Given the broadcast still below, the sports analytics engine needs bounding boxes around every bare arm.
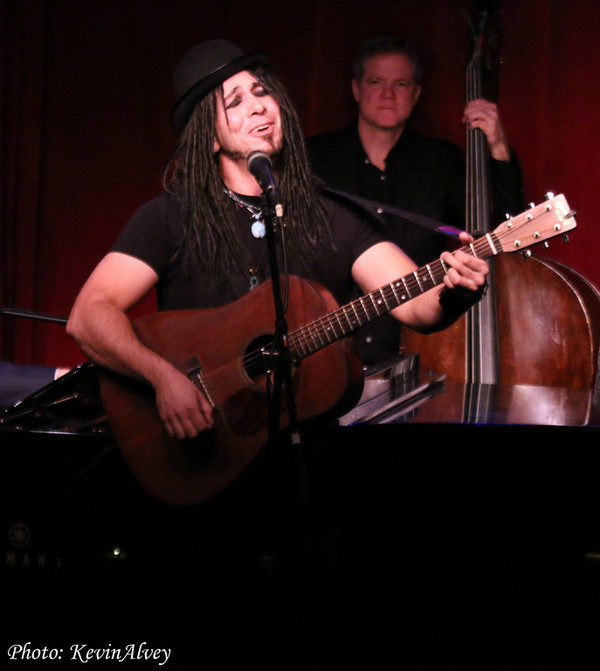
[351,238,488,333]
[67,252,214,438]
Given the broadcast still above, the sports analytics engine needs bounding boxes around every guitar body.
[98,195,575,505]
[99,275,365,505]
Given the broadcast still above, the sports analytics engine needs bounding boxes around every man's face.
[352,53,421,131]
[213,70,283,160]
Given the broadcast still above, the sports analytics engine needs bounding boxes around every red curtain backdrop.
[2,0,599,369]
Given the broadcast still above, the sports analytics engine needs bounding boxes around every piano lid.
[0,362,110,436]
[2,354,597,436]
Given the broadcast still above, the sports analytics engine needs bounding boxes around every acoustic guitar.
[100,194,576,505]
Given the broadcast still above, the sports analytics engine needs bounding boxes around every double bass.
[401,2,600,403]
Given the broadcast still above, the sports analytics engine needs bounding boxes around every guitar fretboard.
[289,232,503,360]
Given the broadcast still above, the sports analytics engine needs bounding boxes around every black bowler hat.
[171,39,269,135]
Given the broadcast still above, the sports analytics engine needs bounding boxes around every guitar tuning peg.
[529,202,536,209]
[522,249,532,259]
[562,233,570,243]
[544,192,555,201]
[543,241,550,249]
[566,210,577,219]
[504,212,512,220]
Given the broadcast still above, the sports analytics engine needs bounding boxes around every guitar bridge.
[185,356,216,409]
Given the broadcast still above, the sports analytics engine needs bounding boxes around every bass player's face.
[352,53,421,132]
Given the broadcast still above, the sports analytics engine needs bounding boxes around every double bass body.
[401,5,600,405]
[402,253,600,390]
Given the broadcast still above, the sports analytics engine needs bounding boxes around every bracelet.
[438,281,488,317]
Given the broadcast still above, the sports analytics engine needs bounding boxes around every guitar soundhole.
[227,333,299,438]
[243,335,274,383]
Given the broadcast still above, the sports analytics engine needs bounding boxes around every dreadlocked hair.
[162,67,334,297]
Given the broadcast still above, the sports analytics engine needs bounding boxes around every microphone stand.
[259,188,307,502]
[0,307,68,325]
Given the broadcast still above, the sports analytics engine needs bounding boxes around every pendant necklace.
[246,244,269,291]
[224,187,266,239]
[224,187,267,290]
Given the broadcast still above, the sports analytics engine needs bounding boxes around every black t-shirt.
[111,191,387,313]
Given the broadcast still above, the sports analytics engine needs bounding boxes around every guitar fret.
[401,276,413,298]
[382,286,394,310]
[352,298,364,325]
[366,293,377,316]
[291,330,307,358]
[369,294,380,317]
[378,288,392,311]
[313,320,327,349]
[309,321,325,352]
[476,237,493,259]
[334,308,350,334]
[298,326,312,356]
[356,296,369,323]
[346,301,360,331]
[323,317,335,346]
[324,315,342,343]
[391,280,409,304]
[328,313,344,340]
[369,289,387,315]
[418,267,434,292]
[430,267,440,286]
[426,264,435,284]
[413,270,424,292]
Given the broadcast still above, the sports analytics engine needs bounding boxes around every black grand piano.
[3,352,600,668]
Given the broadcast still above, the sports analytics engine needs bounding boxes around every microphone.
[247,151,283,217]
[247,151,277,192]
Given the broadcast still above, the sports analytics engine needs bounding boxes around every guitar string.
[289,245,484,356]
[197,210,563,392]
[203,236,478,384]
[214,220,552,380]
[254,218,552,361]
[290,212,564,354]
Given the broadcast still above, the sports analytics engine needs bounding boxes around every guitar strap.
[320,185,465,239]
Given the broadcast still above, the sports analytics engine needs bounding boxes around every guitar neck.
[289,233,501,360]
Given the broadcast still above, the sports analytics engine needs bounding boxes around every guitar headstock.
[493,193,577,255]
